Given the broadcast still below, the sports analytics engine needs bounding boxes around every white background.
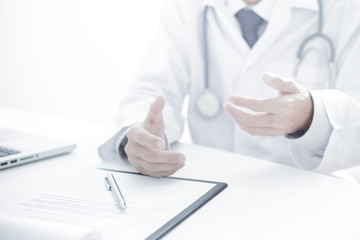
[0,0,167,125]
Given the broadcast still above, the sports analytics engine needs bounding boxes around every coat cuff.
[98,125,134,162]
[287,91,333,169]
[288,91,333,150]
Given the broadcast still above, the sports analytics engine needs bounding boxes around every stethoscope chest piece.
[196,90,221,118]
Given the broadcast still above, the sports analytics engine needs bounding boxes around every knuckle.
[127,124,144,142]
[234,97,242,106]
[166,170,177,176]
[289,80,298,88]
[126,127,136,139]
[124,143,132,155]
[172,154,182,164]
[146,117,157,126]
[136,166,147,176]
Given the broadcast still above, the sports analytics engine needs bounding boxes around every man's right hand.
[124,96,186,178]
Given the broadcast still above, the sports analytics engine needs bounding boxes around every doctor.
[99,0,360,177]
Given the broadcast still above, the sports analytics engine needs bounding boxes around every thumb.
[149,96,165,116]
[144,96,165,133]
[263,72,299,94]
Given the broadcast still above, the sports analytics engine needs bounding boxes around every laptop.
[0,128,76,170]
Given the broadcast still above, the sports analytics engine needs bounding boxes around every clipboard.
[102,170,228,240]
[99,169,227,240]
[3,167,227,240]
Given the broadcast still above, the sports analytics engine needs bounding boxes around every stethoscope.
[196,0,336,118]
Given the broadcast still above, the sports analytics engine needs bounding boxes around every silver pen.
[105,173,126,210]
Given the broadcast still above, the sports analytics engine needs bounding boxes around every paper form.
[0,168,216,240]
[0,214,102,240]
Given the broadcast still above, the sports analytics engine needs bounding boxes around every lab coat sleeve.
[288,17,360,173]
[99,0,191,162]
[287,93,333,170]
[314,91,360,173]
[98,125,132,163]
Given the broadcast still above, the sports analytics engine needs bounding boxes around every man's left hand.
[224,72,313,136]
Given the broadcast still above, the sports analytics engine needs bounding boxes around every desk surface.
[1,107,360,240]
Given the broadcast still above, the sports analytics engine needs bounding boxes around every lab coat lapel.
[242,0,291,71]
[202,0,250,56]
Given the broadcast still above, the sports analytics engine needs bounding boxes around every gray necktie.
[235,9,264,48]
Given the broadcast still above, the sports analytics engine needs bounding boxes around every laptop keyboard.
[0,146,20,157]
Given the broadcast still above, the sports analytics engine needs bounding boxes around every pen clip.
[104,176,112,191]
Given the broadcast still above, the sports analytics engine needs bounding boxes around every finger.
[127,126,165,150]
[130,157,185,178]
[145,96,165,126]
[151,170,179,178]
[263,72,299,94]
[132,156,183,173]
[132,143,186,164]
[137,166,179,178]
[235,120,286,136]
[141,160,185,174]
[224,102,276,127]
[226,96,278,113]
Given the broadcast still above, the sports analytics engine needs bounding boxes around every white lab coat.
[112,0,360,173]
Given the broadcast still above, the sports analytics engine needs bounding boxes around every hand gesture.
[224,72,313,136]
[125,96,186,177]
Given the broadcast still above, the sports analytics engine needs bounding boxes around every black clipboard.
[99,168,227,240]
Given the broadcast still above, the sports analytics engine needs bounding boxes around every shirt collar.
[202,0,319,15]
[227,0,276,22]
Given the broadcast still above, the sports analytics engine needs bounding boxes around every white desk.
[1,107,360,240]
